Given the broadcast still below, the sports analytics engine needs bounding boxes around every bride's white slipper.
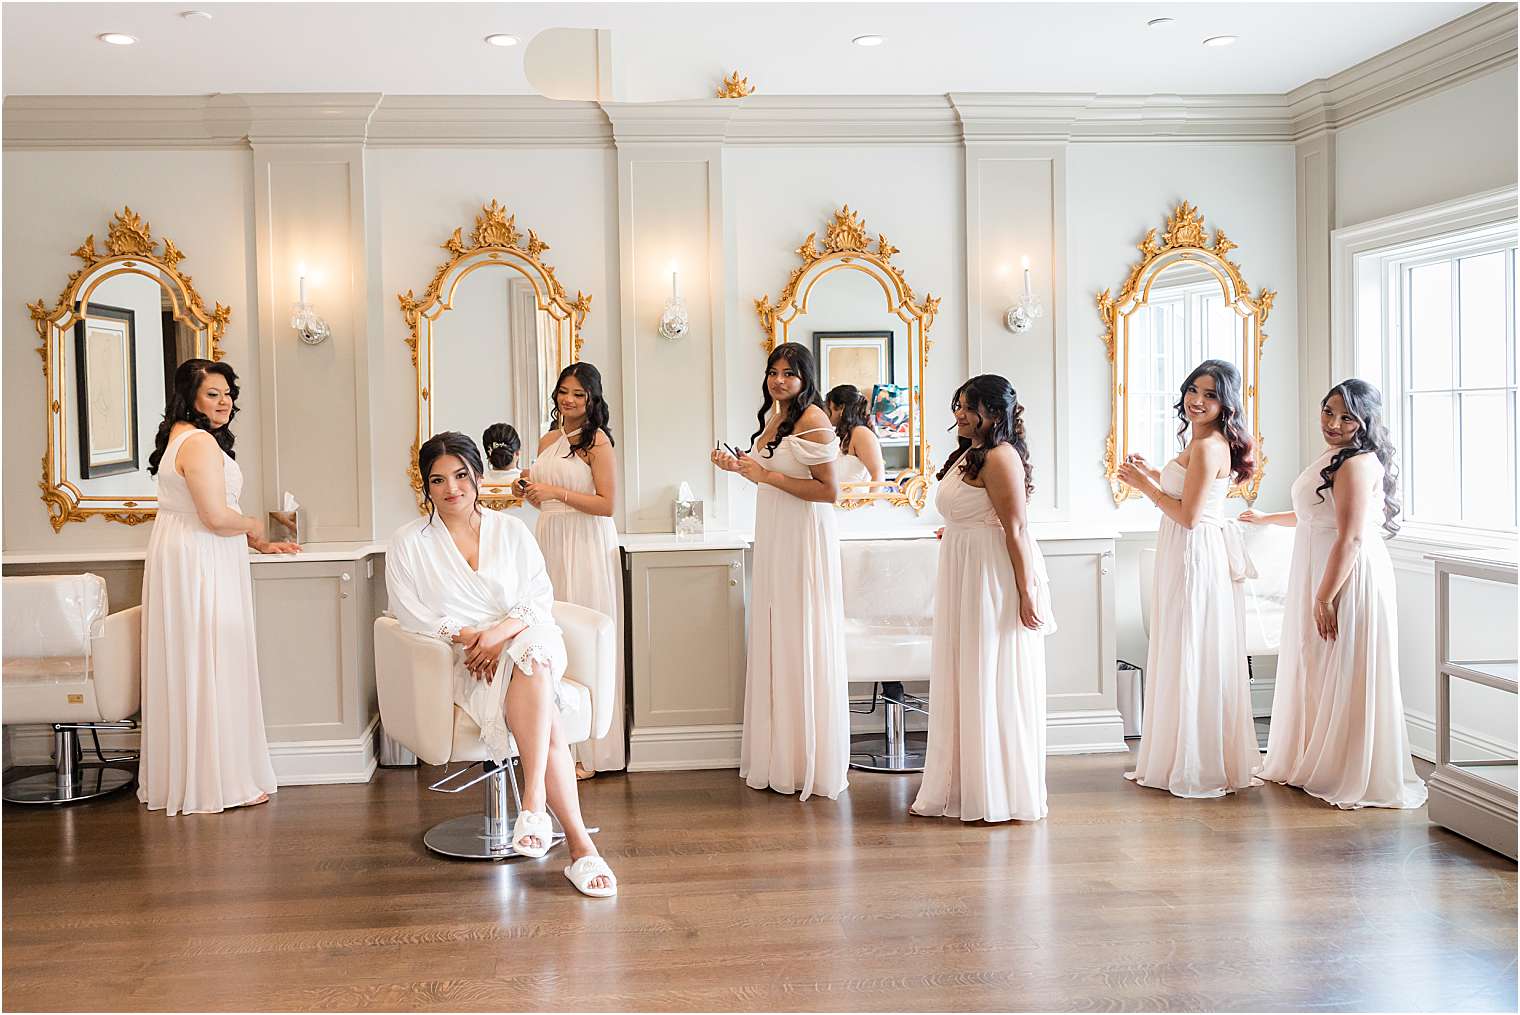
[511,809,553,859]
[563,854,618,898]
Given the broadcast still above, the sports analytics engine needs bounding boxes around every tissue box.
[674,499,705,540]
[267,510,303,545]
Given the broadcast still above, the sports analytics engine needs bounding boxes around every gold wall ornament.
[31,207,230,531]
[1096,200,1276,506]
[397,199,592,514]
[753,204,939,514]
[716,71,756,99]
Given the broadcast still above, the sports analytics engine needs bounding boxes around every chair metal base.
[424,814,569,860]
[424,756,597,861]
[4,764,135,805]
[850,733,928,773]
[2,726,137,805]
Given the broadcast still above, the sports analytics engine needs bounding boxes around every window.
[1339,190,1519,541]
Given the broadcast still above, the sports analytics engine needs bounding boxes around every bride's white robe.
[385,509,569,762]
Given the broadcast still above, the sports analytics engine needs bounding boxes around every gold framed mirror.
[755,206,940,513]
[1097,201,1276,505]
[399,200,591,513]
[28,207,229,531]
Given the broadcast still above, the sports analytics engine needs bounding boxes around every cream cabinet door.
[629,549,746,729]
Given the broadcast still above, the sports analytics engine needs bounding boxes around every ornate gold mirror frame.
[755,206,941,513]
[399,200,591,513]
[1096,201,1276,506]
[28,207,229,531]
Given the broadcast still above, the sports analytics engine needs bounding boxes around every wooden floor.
[4,752,1515,1013]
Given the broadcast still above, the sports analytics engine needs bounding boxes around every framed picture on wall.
[813,330,894,397]
[73,303,139,478]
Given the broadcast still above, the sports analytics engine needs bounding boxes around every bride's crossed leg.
[504,660,613,893]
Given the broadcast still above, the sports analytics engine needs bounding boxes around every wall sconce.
[657,262,688,341]
[1004,256,1045,334]
[291,267,331,346]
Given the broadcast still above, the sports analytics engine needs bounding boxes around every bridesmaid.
[826,384,885,485]
[912,375,1056,823]
[519,362,624,778]
[1242,380,1426,809]
[712,342,849,801]
[1117,359,1261,798]
[139,359,297,816]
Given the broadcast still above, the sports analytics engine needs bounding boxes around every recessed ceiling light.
[484,34,519,47]
[180,10,212,20]
[98,32,138,46]
[1147,17,1175,28]
[852,35,885,47]
[1203,35,1237,47]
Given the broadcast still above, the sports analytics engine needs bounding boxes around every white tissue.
[677,482,695,503]
[282,491,300,512]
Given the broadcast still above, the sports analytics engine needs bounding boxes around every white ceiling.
[1,2,1485,100]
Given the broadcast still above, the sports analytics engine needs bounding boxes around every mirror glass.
[804,267,917,494]
[429,262,555,489]
[1123,257,1248,471]
[62,267,203,499]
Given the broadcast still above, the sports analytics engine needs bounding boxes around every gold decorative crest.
[397,200,592,513]
[30,207,230,530]
[1096,201,1275,505]
[716,71,756,99]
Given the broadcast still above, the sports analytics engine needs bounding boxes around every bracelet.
[1315,599,1334,606]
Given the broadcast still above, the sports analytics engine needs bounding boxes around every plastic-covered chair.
[2,574,141,804]
[373,601,613,860]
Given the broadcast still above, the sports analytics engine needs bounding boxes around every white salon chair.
[840,538,938,772]
[374,601,613,860]
[2,574,141,804]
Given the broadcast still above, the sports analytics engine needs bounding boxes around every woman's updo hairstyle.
[482,423,521,471]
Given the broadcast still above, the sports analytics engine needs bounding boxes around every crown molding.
[1287,2,1517,139]
[4,6,1513,152]
[724,95,961,145]
[367,95,612,148]
[600,99,738,146]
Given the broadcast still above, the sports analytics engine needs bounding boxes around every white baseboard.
[628,707,1129,772]
[1428,767,1518,859]
[4,714,381,786]
[628,724,743,771]
[1405,709,1517,765]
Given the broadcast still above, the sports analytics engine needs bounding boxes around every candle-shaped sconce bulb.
[670,261,680,301]
[1021,255,1032,299]
[298,263,307,305]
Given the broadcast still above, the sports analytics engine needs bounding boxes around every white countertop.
[618,522,1119,552]
[3,540,387,566]
[619,531,752,552]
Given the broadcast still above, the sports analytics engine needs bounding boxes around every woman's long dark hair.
[750,342,824,458]
[147,358,240,476]
[481,422,521,471]
[550,361,615,458]
[826,384,873,453]
[1315,379,1401,538]
[418,431,484,526]
[1175,359,1255,485]
[937,374,1034,497]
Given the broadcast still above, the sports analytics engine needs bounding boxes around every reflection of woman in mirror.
[1241,380,1425,809]
[482,422,522,486]
[912,375,1055,823]
[711,342,849,801]
[518,363,623,781]
[1117,359,1261,798]
[138,359,297,816]
[387,432,616,896]
[826,384,885,486]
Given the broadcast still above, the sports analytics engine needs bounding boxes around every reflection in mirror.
[31,207,226,529]
[399,200,591,513]
[1123,260,1247,471]
[754,205,939,513]
[1097,201,1275,504]
[430,266,552,484]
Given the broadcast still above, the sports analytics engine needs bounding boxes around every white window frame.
[1331,186,1519,555]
